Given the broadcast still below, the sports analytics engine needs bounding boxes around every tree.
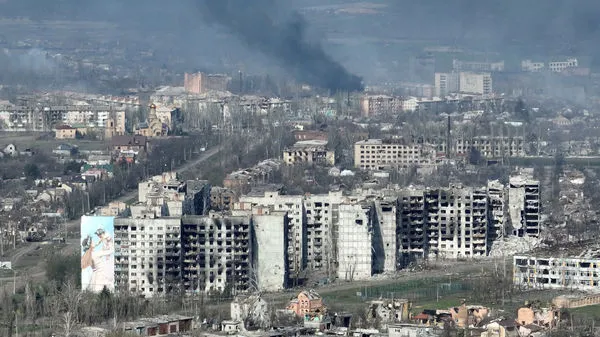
[468,147,483,165]
[46,253,80,286]
[63,311,74,337]
[23,163,41,180]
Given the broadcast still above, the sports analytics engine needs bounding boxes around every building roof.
[293,140,328,148]
[55,124,76,130]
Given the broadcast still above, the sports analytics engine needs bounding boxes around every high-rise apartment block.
[114,218,182,297]
[109,171,541,298]
[435,71,492,96]
[397,186,489,264]
[181,214,251,295]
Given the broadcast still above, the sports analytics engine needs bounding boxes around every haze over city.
[0,1,600,337]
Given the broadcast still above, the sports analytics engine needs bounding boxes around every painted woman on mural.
[81,228,114,292]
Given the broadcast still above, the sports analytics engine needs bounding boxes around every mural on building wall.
[81,216,115,293]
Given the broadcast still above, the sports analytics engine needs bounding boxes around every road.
[0,144,224,285]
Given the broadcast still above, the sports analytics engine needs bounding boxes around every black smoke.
[199,0,364,92]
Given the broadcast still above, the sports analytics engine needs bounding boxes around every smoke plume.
[199,0,364,92]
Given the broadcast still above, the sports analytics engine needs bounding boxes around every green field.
[570,304,600,319]
[0,132,109,152]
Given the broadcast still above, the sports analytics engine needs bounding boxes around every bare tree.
[63,311,74,337]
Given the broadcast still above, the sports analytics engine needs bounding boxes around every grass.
[0,132,109,152]
[570,304,600,319]
[320,276,473,314]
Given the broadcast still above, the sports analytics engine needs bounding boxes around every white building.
[236,192,306,281]
[454,136,525,158]
[521,60,545,72]
[114,217,182,298]
[458,72,493,95]
[373,200,397,273]
[283,140,335,166]
[453,59,505,72]
[252,211,289,291]
[360,95,403,116]
[514,251,600,291]
[337,203,373,281]
[354,139,437,171]
[548,58,578,72]
[521,58,578,73]
[304,192,347,271]
[435,72,492,96]
[402,97,419,112]
[434,72,459,97]
[487,180,505,242]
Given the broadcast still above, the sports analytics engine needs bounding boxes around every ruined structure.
[114,217,182,297]
[237,191,306,284]
[181,214,251,294]
[397,186,489,265]
[366,299,411,327]
[251,209,289,291]
[508,173,540,237]
[230,295,271,329]
[337,203,373,281]
[487,180,505,243]
[514,246,600,291]
[373,200,397,273]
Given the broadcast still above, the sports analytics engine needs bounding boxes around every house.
[1,197,22,212]
[81,169,107,182]
[55,125,78,139]
[287,290,326,317]
[52,143,78,156]
[111,135,149,154]
[3,144,18,157]
[86,154,112,166]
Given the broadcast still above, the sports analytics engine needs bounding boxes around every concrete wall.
[253,213,288,291]
[337,203,372,281]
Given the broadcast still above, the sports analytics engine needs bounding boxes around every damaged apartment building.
[508,173,541,237]
[514,244,600,291]
[233,177,542,286]
[115,173,290,297]
[114,172,212,297]
[181,214,251,294]
[397,186,489,265]
[236,189,377,283]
